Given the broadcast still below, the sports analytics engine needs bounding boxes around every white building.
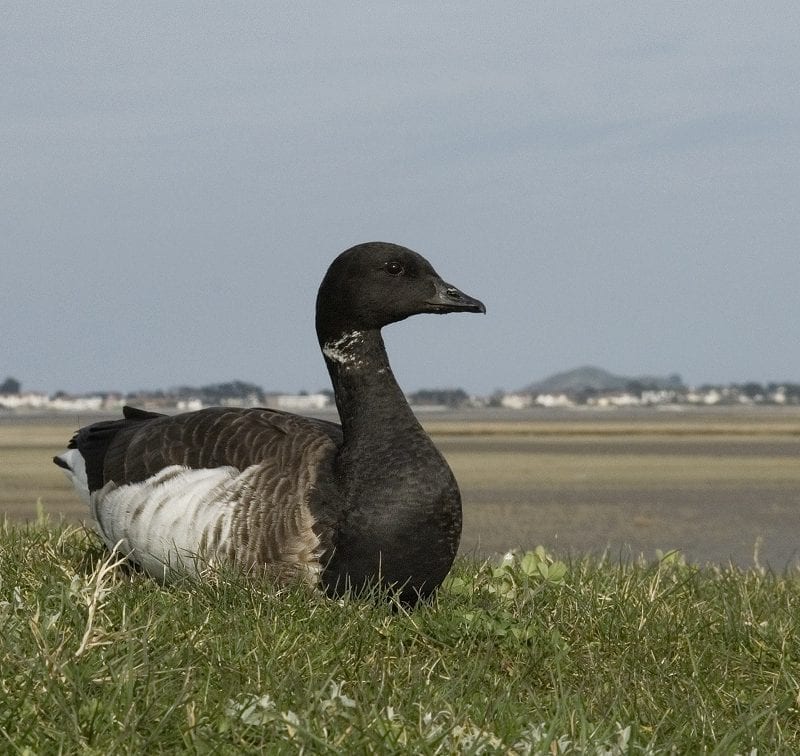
[500,393,533,410]
[0,392,50,409]
[535,393,575,408]
[274,393,331,411]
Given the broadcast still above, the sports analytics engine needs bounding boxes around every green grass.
[1,519,798,754]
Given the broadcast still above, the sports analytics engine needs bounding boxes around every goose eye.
[385,261,404,276]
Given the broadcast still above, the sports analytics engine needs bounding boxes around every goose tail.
[53,448,92,506]
[53,405,165,504]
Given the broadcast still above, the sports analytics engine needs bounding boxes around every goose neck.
[321,329,420,440]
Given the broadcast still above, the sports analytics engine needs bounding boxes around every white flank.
[322,330,364,366]
[89,465,254,582]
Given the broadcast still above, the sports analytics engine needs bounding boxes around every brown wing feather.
[90,407,342,578]
[103,407,343,486]
[225,430,339,573]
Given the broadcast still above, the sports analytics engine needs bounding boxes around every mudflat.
[2,407,799,568]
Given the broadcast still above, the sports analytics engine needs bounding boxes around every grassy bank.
[1,521,798,753]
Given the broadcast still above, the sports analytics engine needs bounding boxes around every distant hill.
[523,366,684,395]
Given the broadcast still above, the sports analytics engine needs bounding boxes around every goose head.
[315,242,485,343]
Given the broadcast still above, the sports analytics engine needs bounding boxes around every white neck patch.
[323,330,365,366]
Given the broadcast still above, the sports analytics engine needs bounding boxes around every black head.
[315,242,485,342]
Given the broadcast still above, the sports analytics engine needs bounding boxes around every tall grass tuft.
[1,520,798,753]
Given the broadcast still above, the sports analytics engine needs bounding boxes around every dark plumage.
[54,242,485,604]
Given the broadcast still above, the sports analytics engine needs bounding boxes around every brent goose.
[54,242,485,604]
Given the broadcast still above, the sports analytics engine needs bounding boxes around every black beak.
[425,279,486,314]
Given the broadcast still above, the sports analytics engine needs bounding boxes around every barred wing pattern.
[71,407,341,583]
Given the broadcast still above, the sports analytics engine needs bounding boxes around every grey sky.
[2,3,798,396]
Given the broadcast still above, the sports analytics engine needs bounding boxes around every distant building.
[0,392,50,409]
[590,393,642,408]
[641,390,678,405]
[771,387,787,404]
[500,393,533,410]
[48,395,105,412]
[273,393,331,411]
[177,399,205,412]
[535,393,574,408]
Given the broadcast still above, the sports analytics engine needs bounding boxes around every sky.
[2,3,799,397]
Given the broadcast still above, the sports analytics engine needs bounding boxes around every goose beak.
[425,279,486,314]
